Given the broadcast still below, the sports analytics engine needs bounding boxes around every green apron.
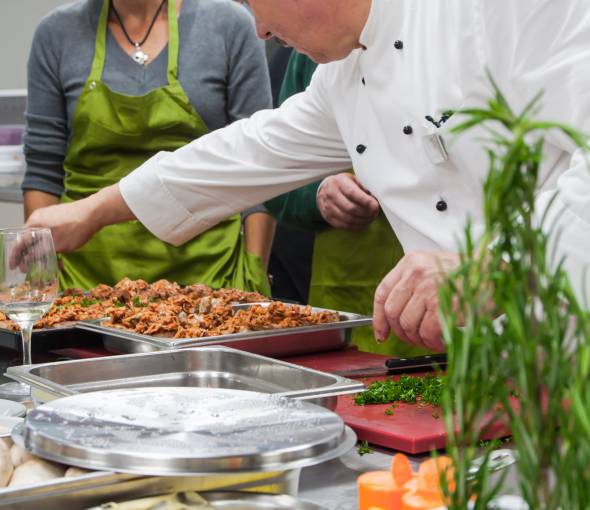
[309,213,431,357]
[60,0,268,294]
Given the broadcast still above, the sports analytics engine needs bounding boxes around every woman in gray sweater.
[23,0,274,292]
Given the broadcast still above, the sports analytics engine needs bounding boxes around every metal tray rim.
[0,468,299,506]
[5,346,365,401]
[201,491,327,510]
[75,310,372,350]
[14,420,356,477]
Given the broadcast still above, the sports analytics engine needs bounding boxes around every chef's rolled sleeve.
[120,71,352,246]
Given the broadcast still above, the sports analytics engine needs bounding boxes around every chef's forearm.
[87,184,136,231]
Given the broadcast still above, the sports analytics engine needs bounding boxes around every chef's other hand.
[317,173,380,230]
[373,252,460,352]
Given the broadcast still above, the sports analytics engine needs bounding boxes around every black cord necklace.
[111,0,167,65]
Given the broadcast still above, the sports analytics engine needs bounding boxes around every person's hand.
[22,184,135,255]
[373,252,461,352]
[316,173,380,230]
[24,199,99,254]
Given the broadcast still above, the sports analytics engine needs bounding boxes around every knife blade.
[334,353,447,378]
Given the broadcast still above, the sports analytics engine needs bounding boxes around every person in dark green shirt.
[265,51,430,357]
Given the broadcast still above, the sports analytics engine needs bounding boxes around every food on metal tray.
[0,278,340,338]
[65,466,92,477]
[8,458,66,487]
[0,449,13,488]
[0,443,96,489]
[9,444,34,467]
[0,434,11,451]
[87,491,215,509]
[106,299,339,338]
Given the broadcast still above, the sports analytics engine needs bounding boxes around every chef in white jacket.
[25,0,590,352]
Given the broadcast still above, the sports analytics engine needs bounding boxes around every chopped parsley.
[354,374,446,407]
[132,296,146,307]
[357,440,373,456]
[79,297,98,307]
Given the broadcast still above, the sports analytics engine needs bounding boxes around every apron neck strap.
[89,0,180,84]
[166,0,180,82]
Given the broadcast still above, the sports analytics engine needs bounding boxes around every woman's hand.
[243,211,276,270]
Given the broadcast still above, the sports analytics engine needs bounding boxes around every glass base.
[0,381,30,402]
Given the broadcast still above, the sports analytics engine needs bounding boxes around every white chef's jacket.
[121,0,590,297]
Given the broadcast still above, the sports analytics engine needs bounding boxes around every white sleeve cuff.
[119,153,211,246]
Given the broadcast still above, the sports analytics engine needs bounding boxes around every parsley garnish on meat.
[354,374,446,407]
[79,297,98,307]
[132,296,146,307]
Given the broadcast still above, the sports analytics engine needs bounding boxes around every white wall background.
[0,0,69,89]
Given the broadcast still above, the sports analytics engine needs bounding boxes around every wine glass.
[0,228,58,399]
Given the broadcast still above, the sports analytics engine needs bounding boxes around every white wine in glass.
[0,228,58,399]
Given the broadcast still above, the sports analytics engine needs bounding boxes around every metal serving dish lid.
[14,387,355,476]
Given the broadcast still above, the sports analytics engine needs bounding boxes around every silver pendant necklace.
[111,0,167,66]
[132,43,149,66]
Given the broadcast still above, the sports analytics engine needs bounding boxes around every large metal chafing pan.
[6,346,364,409]
[76,304,372,357]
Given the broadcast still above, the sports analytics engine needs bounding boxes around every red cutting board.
[285,349,511,454]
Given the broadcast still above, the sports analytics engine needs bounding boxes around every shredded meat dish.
[0,278,339,337]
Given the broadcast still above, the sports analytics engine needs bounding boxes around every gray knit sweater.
[23,0,272,197]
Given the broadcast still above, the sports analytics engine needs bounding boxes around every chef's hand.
[23,184,135,254]
[25,201,97,254]
[373,252,460,352]
[316,173,380,230]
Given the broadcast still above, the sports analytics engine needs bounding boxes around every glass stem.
[20,322,33,366]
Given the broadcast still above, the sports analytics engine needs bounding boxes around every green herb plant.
[438,78,590,509]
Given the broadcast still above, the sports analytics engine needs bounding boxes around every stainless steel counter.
[299,447,425,510]
[299,447,520,509]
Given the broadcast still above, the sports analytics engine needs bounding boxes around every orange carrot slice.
[391,454,414,487]
[403,475,419,493]
[358,471,405,510]
[401,490,445,510]
[417,456,455,494]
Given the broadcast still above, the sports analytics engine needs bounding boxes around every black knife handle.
[384,353,447,370]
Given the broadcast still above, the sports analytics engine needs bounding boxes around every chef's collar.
[358,0,379,50]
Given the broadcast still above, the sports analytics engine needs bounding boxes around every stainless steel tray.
[76,306,372,357]
[0,317,107,355]
[0,323,84,352]
[0,469,300,510]
[6,346,364,409]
